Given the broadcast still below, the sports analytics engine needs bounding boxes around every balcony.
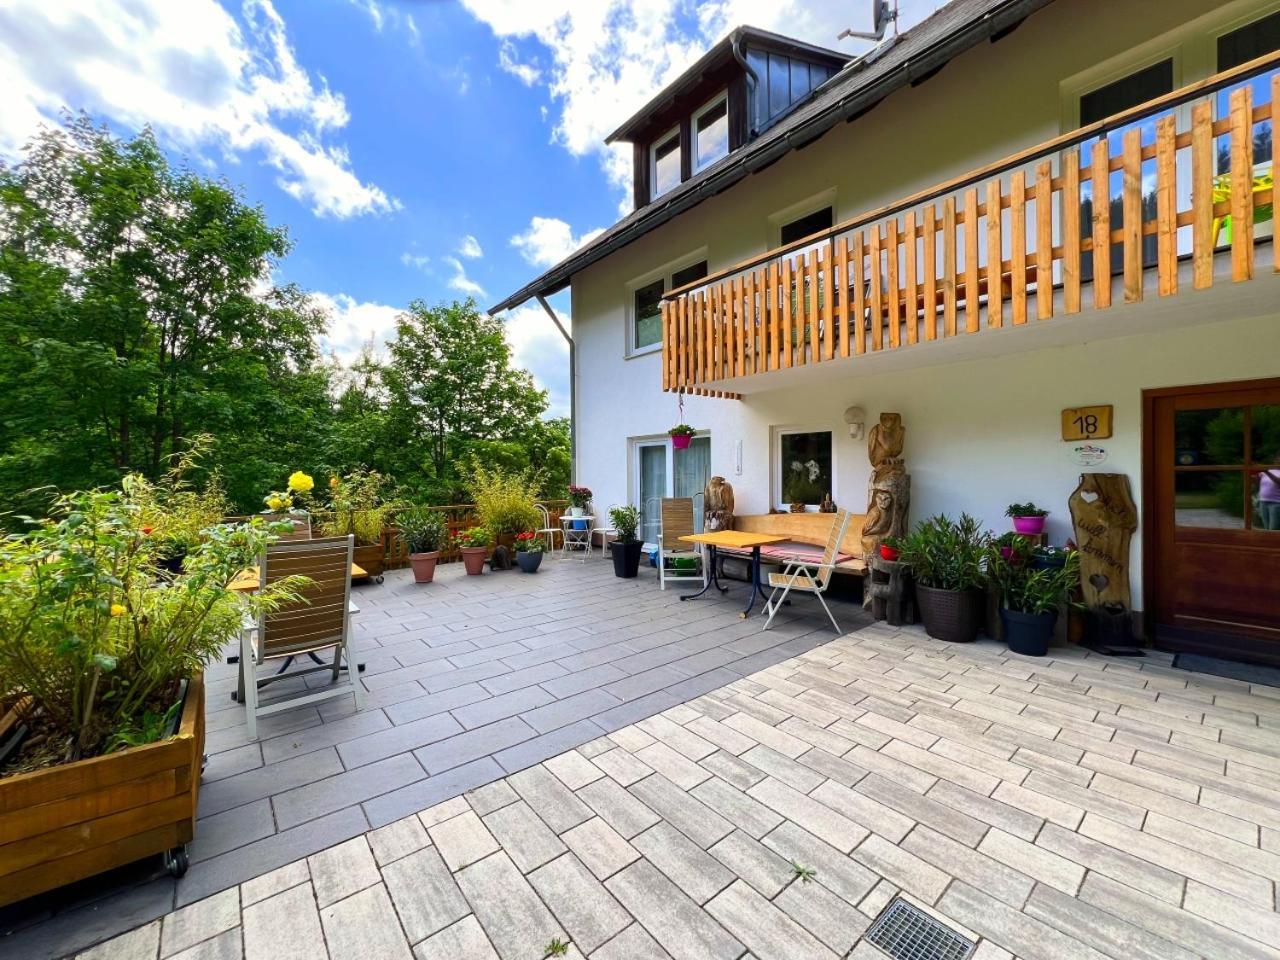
[660,53,1278,398]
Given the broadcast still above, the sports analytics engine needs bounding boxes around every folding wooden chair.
[657,497,705,590]
[762,509,853,632]
[238,535,363,738]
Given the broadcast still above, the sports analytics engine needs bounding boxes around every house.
[493,0,1280,663]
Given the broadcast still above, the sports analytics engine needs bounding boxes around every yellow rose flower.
[329,476,339,489]
[288,471,314,494]
[109,603,126,617]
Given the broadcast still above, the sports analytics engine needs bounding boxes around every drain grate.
[863,898,976,960]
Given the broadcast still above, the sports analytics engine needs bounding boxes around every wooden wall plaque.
[1068,472,1138,609]
[1061,405,1113,441]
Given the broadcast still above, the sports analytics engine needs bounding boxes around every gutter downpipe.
[535,294,576,484]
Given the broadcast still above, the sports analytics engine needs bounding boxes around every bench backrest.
[735,511,866,558]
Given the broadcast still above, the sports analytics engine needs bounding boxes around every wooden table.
[229,562,367,592]
[679,530,788,618]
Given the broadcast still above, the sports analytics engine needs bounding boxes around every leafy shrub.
[469,462,541,536]
[896,513,990,591]
[608,505,641,544]
[455,525,491,548]
[123,436,230,558]
[398,512,446,554]
[514,532,545,553]
[987,540,1082,615]
[1004,502,1049,518]
[0,491,298,770]
[318,468,396,545]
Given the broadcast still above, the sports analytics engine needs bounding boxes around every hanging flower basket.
[669,425,696,450]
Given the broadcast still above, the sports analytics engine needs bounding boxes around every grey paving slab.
[30,603,1280,960]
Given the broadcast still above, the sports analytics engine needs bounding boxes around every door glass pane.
[1254,405,1280,533]
[1251,404,1280,464]
[674,436,711,532]
[1174,407,1244,465]
[639,445,666,543]
[1175,471,1245,529]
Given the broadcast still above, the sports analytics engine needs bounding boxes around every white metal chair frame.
[238,535,364,739]
[535,504,564,552]
[560,514,595,562]
[762,510,853,633]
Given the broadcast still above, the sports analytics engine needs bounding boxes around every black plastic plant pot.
[611,540,644,578]
[1001,607,1058,657]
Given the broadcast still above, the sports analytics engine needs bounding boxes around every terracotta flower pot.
[409,551,440,583]
[460,546,488,575]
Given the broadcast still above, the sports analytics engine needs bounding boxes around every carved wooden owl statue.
[703,476,735,531]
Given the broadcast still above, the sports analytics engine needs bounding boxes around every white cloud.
[457,234,484,259]
[444,255,486,299]
[462,0,948,212]
[309,291,403,365]
[502,302,571,417]
[347,0,420,43]
[400,251,431,271]
[0,0,398,219]
[510,216,605,269]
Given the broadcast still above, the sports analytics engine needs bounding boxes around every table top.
[560,515,595,523]
[680,531,789,549]
[230,562,367,592]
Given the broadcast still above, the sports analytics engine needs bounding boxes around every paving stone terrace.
[8,566,1280,959]
[1,554,868,959]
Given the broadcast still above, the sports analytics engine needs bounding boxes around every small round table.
[560,515,595,562]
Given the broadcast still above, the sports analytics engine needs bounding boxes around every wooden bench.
[721,512,867,577]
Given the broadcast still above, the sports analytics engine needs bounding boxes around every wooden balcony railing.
[661,52,1278,396]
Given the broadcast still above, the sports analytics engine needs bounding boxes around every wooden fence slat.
[768,261,780,370]
[807,249,819,363]
[964,189,980,333]
[730,275,742,378]
[823,242,835,360]
[903,211,918,345]
[869,227,883,351]
[745,270,756,375]
[1122,129,1143,303]
[853,231,866,355]
[1191,100,1214,290]
[1061,151,1081,314]
[710,283,721,381]
[1229,85,1254,282]
[721,281,732,379]
[836,236,850,358]
[1091,139,1112,308]
[886,218,901,348]
[1035,161,1053,319]
[922,205,937,341]
[661,301,670,391]
[942,197,957,336]
[1155,115,1177,296]
[1011,169,1027,325]
[701,288,712,383]
[986,179,1004,328]
[689,291,700,385]
[781,258,794,369]
[680,293,689,388]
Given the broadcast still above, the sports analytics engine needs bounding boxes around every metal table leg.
[679,545,728,601]
[740,545,765,618]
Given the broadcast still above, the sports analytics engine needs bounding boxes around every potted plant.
[567,484,592,518]
[399,511,446,583]
[896,513,990,643]
[318,469,395,582]
[608,505,644,578]
[469,463,542,552]
[0,489,297,905]
[456,526,491,575]
[514,532,545,573]
[1005,501,1049,536]
[879,536,901,562]
[987,539,1082,656]
[668,424,696,451]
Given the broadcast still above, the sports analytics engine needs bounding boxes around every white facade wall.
[563,0,1280,613]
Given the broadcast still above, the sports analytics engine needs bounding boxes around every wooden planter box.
[0,674,205,908]
[353,541,385,581]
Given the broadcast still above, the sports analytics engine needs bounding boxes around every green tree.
[381,299,554,502]
[0,117,334,516]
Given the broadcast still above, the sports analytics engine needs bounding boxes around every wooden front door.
[1146,379,1280,662]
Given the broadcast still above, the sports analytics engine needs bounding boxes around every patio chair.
[593,504,618,554]
[657,497,706,590]
[762,509,853,633]
[237,535,364,738]
[535,504,563,552]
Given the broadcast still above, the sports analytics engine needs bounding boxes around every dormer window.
[693,93,729,171]
[651,128,681,198]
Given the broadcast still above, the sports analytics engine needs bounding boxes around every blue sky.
[0,0,945,416]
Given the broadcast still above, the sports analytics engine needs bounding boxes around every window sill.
[626,343,663,360]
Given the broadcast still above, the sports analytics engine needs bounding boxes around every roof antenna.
[837,0,898,42]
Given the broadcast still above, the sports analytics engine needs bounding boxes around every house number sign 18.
[1061,405,1113,441]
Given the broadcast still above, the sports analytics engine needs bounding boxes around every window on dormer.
[693,93,728,171]
[651,128,681,198]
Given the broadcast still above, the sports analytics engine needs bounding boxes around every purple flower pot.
[1013,515,1046,535]
[671,433,692,450]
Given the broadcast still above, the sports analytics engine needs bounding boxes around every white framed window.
[650,126,681,198]
[773,427,834,512]
[625,250,708,357]
[767,187,837,251]
[631,432,712,543]
[692,92,729,171]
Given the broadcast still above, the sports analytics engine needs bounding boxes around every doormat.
[1173,653,1280,689]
